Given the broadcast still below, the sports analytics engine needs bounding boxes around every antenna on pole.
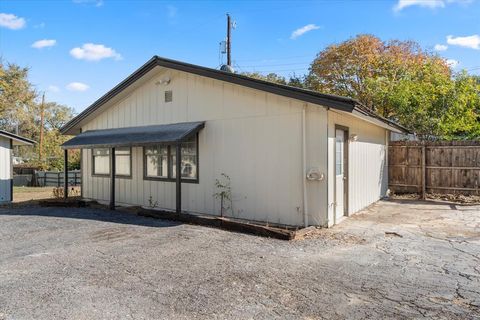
[219,13,235,73]
[226,13,231,67]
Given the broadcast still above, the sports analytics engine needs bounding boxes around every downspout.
[326,106,330,227]
[385,129,389,196]
[302,104,308,227]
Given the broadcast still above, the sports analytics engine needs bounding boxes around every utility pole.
[39,92,45,161]
[226,13,231,66]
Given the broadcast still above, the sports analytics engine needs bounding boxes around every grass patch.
[13,187,54,193]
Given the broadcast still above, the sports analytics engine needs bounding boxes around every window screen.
[171,136,197,180]
[145,146,168,178]
[144,135,198,182]
[92,148,131,177]
[335,130,344,176]
[115,147,131,176]
[93,148,110,175]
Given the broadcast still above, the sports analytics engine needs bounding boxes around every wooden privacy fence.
[388,140,480,196]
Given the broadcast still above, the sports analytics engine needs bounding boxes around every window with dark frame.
[145,146,168,178]
[144,135,198,182]
[92,148,110,175]
[92,147,132,177]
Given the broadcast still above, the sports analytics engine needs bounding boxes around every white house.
[61,56,408,227]
[0,131,35,203]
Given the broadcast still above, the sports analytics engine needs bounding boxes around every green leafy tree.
[0,60,37,131]
[0,59,78,170]
[306,34,480,139]
[439,72,480,139]
[240,71,305,88]
[241,72,287,84]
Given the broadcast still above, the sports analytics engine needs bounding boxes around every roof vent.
[165,90,173,103]
[219,64,235,73]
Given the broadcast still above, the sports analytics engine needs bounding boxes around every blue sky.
[1,0,479,113]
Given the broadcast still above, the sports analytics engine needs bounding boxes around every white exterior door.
[335,129,346,222]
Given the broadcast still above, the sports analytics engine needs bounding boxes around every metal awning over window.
[61,121,205,149]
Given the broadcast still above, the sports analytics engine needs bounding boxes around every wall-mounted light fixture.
[306,168,325,181]
[350,134,358,142]
[155,77,171,86]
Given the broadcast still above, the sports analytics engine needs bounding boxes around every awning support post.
[64,149,68,199]
[175,143,181,214]
[110,147,116,210]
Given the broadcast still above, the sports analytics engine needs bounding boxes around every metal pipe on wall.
[302,104,308,227]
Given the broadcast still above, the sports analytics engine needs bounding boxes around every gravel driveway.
[0,200,479,319]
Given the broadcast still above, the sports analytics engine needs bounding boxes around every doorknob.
[343,176,347,180]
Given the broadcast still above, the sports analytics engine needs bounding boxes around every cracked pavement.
[0,199,479,319]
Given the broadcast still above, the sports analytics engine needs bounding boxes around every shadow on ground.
[0,205,182,229]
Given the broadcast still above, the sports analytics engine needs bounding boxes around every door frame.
[334,124,349,221]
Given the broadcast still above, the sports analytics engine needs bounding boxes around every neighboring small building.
[61,56,408,227]
[0,131,35,203]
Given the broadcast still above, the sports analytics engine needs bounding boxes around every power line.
[465,66,480,71]
[234,54,316,63]
[237,61,311,68]
[240,67,310,74]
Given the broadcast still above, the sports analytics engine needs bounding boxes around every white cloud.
[393,0,471,11]
[0,13,26,30]
[446,34,480,49]
[167,5,177,18]
[73,0,104,7]
[446,59,459,68]
[34,22,45,29]
[70,43,122,61]
[32,39,56,49]
[66,82,89,91]
[290,24,321,40]
[394,0,444,11]
[48,85,60,93]
[434,44,448,51]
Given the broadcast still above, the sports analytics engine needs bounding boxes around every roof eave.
[60,56,159,135]
[60,56,357,135]
[60,55,409,136]
[0,131,36,145]
[351,105,410,134]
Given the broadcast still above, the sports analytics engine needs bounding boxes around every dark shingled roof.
[61,121,205,149]
[60,56,409,135]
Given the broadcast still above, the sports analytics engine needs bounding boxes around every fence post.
[422,144,426,200]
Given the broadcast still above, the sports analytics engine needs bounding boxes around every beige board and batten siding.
[0,136,12,202]
[81,68,330,226]
[327,110,388,226]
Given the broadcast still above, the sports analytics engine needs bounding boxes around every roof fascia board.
[156,59,355,112]
[60,56,356,135]
[333,109,404,133]
[0,131,36,145]
[352,107,409,133]
[60,57,159,135]
[60,56,407,136]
